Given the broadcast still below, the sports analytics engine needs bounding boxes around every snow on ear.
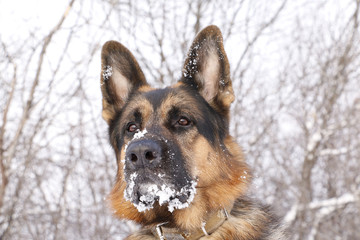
[100,41,148,124]
[181,25,234,110]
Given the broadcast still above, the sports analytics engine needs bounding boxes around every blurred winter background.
[1,0,359,239]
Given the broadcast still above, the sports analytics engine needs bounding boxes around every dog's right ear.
[100,41,148,124]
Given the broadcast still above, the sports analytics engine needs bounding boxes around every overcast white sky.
[0,0,69,40]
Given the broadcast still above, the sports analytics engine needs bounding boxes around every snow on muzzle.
[124,172,197,213]
[122,130,197,212]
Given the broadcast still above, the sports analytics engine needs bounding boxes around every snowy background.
[1,0,359,239]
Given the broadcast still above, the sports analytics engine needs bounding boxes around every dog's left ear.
[181,25,234,112]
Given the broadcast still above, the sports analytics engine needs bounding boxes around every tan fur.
[115,136,250,233]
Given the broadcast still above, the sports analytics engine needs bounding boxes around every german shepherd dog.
[100,25,286,239]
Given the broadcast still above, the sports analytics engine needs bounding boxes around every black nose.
[126,139,162,168]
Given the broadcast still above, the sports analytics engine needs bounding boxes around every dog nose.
[126,140,162,168]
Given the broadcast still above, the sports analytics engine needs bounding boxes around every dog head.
[100,25,250,230]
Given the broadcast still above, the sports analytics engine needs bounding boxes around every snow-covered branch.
[284,191,360,224]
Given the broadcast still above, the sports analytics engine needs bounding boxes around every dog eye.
[127,123,138,132]
[177,117,191,126]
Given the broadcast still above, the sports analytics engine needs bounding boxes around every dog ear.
[100,41,148,124]
[181,25,234,112]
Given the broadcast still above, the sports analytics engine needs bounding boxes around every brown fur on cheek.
[187,135,250,190]
[172,136,251,230]
[203,136,251,209]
